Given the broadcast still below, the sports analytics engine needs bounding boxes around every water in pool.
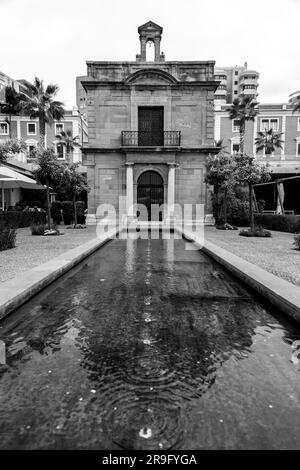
[1,236,300,449]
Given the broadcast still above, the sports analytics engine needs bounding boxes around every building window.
[298,118,300,132]
[0,122,9,135]
[235,71,238,75]
[27,122,36,135]
[297,142,300,157]
[260,118,279,132]
[234,81,238,85]
[26,141,37,157]
[232,119,240,132]
[28,146,36,157]
[232,143,240,154]
[234,90,238,94]
[55,123,64,135]
[56,143,65,159]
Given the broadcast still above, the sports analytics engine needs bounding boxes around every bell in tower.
[136,21,165,63]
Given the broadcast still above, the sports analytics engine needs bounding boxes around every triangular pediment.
[138,21,163,34]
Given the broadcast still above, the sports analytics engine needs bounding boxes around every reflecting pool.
[1,236,300,449]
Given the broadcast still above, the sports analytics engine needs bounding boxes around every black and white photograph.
[0,0,300,457]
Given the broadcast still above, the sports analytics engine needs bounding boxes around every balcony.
[121,131,181,147]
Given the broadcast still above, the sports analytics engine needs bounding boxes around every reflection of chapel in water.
[78,21,219,223]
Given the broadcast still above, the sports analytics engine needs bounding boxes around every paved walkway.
[205,227,300,287]
[0,225,97,283]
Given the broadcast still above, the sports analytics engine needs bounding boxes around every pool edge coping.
[0,228,119,321]
[175,226,300,323]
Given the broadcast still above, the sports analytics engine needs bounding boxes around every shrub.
[239,227,272,238]
[62,201,74,225]
[216,223,238,230]
[212,185,250,227]
[227,189,250,227]
[31,223,47,236]
[44,227,61,236]
[75,200,85,224]
[50,201,62,225]
[294,234,300,251]
[0,224,16,251]
[0,211,46,228]
[254,214,300,233]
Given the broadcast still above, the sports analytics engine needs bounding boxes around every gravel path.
[0,226,98,283]
[205,227,300,287]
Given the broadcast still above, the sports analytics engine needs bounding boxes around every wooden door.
[138,107,164,146]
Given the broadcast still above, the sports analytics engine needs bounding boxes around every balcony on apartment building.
[240,86,258,97]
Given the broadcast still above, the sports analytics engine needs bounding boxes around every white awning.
[0,166,45,190]
[0,166,46,210]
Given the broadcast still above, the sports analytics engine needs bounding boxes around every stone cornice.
[81,80,219,91]
[82,146,220,154]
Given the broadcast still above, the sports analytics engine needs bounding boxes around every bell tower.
[136,21,165,62]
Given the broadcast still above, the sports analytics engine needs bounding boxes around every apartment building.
[214,63,259,104]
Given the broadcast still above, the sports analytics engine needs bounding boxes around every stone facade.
[79,21,219,223]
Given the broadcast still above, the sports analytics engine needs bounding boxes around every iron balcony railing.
[121,131,181,147]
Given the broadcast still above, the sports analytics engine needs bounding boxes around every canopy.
[0,166,46,210]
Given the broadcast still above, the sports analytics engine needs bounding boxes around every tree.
[205,152,236,224]
[255,128,284,155]
[290,91,300,113]
[33,148,64,229]
[0,86,21,137]
[214,139,228,152]
[228,96,259,155]
[0,139,27,163]
[233,154,271,231]
[55,130,78,162]
[17,77,65,148]
[62,163,89,226]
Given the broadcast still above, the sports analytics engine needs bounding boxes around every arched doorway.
[137,170,164,221]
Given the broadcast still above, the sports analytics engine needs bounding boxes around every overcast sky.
[1,0,299,108]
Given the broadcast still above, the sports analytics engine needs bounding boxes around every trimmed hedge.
[254,214,300,233]
[0,211,46,228]
[294,234,300,251]
[51,201,62,225]
[0,223,16,251]
[75,201,85,224]
[62,201,74,225]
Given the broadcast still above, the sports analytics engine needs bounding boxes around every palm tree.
[291,92,300,113]
[55,130,78,162]
[255,129,284,155]
[18,77,65,148]
[214,139,228,152]
[228,96,259,155]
